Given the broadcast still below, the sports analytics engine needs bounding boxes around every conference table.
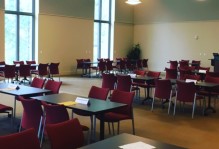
[31,92,127,140]
[79,133,185,149]
[0,83,51,118]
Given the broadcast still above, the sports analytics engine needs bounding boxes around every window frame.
[5,0,36,61]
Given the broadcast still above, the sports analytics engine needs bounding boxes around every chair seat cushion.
[0,104,13,112]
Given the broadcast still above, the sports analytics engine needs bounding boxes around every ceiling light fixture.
[126,0,142,5]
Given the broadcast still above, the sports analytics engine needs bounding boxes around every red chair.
[191,60,201,69]
[18,64,31,84]
[49,62,60,81]
[36,63,49,79]
[206,71,219,77]
[0,103,13,118]
[179,68,191,80]
[3,64,16,83]
[0,128,41,149]
[165,67,178,79]
[97,90,135,135]
[105,60,113,73]
[42,103,88,147]
[151,79,174,112]
[46,118,84,149]
[76,59,84,74]
[44,80,62,95]
[31,77,46,88]
[18,96,43,137]
[174,80,202,118]
[179,60,189,69]
[13,61,24,65]
[116,75,132,92]
[169,60,178,69]
[102,73,117,95]
[26,60,38,76]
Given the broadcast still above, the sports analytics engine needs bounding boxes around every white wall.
[38,14,93,75]
[134,21,219,72]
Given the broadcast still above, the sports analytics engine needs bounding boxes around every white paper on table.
[75,97,89,105]
[119,141,156,149]
[128,73,137,78]
[185,79,197,84]
[198,70,207,73]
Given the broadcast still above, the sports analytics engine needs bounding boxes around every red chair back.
[110,90,135,116]
[46,118,84,149]
[76,59,84,69]
[88,86,109,100]
[142,59,148,68]
[169,60,178,69]
[176,80,196,102]
[102,73,117,91]
[44,80,62,94]
[147,71,161,78]
[19,96,43,134]
[19,64,31,77]
[154,79,172,99]
[116,75,132,92]
[184,74,201,81]
[0,128,41,149]
[38,63,49,76]
[31,77,46,88]
[4,64,16,79]
[43,103,69,125]
[165,67,177,79]
[49,63,60,75]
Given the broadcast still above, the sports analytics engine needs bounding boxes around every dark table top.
[31,93,127,115]
[79,133,186,149]
[0,83,51,96]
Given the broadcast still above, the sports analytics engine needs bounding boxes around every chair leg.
[117,122,120,134]
[132,118,135,135]
[108,122,111,135]
[112,122,115,135]
[173,98,177,116]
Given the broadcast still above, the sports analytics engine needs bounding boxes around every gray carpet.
[1,76,219,149]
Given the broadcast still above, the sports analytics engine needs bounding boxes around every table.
[131,75,157,104]
[31,93,127,140]
[170,79,219,115]
[196,81,219,115]
[79,133,185,149]
[81,61,98,77]
[0,83,51,118]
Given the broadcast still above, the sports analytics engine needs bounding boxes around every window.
[4,0,36,63]
[94,0,115,61]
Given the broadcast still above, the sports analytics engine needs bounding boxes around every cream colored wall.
[134,21,219,72]
[114,22,134,59]
[0,9,5,61]
[38,14,93,75]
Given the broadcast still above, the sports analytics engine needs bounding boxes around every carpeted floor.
[1,76,219,149]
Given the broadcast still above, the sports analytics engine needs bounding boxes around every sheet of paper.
[119,141,155,149]
[185,79,197,84]
[75,97,89,105]
[58,101,77,106]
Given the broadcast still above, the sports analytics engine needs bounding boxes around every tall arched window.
[94,0,115,61]
[4,0,37,63]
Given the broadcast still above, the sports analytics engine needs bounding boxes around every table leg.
[204,90,216,116]
[13,96,17,118]
[99,114,105,140]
